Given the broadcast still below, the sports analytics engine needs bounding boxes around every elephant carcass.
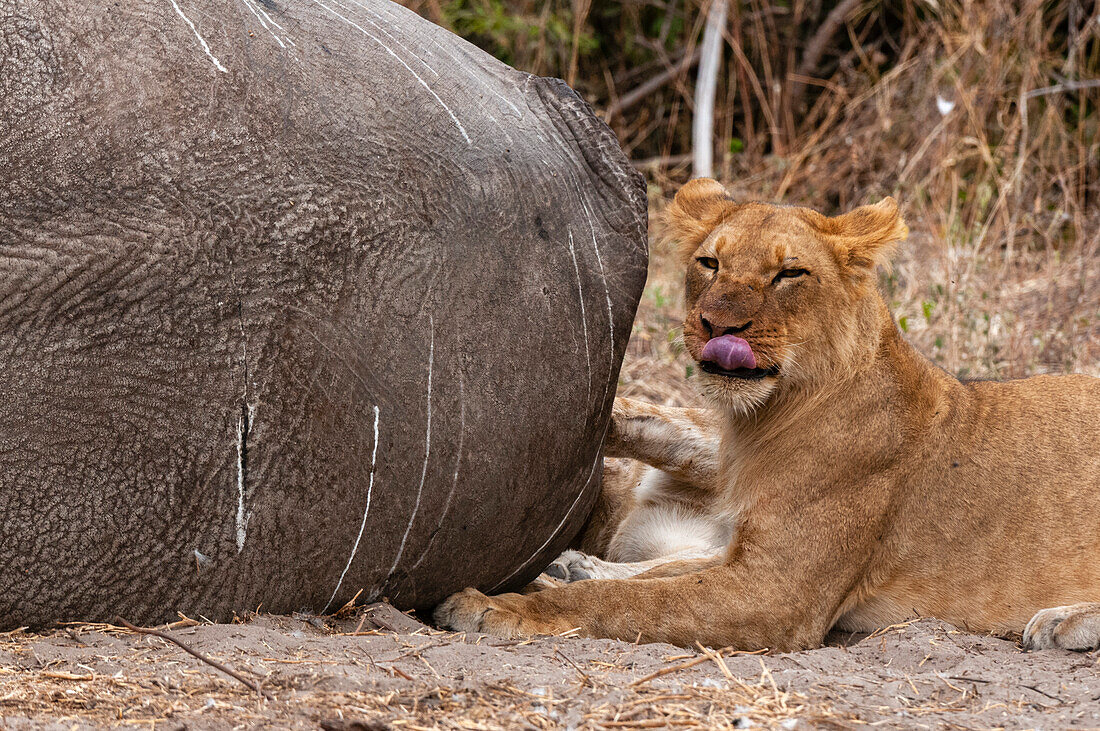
[0,0,647,626]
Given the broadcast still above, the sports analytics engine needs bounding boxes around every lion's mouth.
[698,361,780,380]
[697,333,779,380]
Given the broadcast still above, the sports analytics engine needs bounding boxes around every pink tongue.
[700,335,757,371]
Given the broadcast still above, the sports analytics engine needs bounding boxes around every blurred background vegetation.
[401,0,1098,395]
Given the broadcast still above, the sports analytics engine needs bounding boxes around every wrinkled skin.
[436,179,1100,652]
[0,0,646,627]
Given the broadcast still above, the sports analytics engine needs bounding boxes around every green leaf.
[922,301,935,321]
[729,137,744,154]
[898,316,909,332]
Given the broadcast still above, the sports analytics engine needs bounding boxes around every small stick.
[387,664,414,681]
[630,646,767,686]
[947,675,992,684]
[1021,683,1064,703]
[694,641,733,680]
[115,616,273,699]
[553,647,593,686]
[1025,79,1100,99]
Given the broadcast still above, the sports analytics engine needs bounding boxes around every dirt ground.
[1,607,1098,730]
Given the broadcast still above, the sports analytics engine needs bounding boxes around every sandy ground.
[1,605,1098,730]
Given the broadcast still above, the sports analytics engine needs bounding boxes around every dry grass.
[402,0,1098,399]
[403,1,1098,254]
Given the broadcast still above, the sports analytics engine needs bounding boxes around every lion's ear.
[664,178,738,260]
[817,197,908,272]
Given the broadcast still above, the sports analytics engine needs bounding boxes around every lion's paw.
[434,588,558,639]
[1023,603,1100,651]
[544,550,597,582]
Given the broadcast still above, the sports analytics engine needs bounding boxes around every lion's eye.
[697,257,720,271]
[772,268,809,283]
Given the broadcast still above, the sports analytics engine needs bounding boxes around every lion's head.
[666,178,909,415]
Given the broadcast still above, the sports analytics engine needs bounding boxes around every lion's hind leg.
[1023,603,1100,651]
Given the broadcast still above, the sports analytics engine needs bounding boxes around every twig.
[630,646,767,686]
[553,647,593,686]
[1021,683,1065,702]
[790,0,863,110]
[114,616,273,699]
[387,664,414,681]
[694,641,734,680]
[631,153,693,170]
[630,653,715,686]
[65,629,89,647]
[1024,79,1100,98]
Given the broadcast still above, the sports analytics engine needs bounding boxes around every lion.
[435,178,1100,652]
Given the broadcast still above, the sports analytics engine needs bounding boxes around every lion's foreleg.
[605,397,720,489]
[631,554,725,579]
[435,566,826,650]
[544,547,723,582]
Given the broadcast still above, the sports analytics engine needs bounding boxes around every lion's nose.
[701,315,752,338]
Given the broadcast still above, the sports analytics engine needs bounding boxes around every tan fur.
[436,181,1100,652]
[546,399,730,583]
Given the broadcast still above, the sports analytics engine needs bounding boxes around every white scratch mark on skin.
[168,0,228,72]
[407,369,464,574]
[235,404,255,553]
[312,0,471,144]
[581,199,616,397]
[323,405,380,613]
[427,37,523,118]
[386,315,434,581]
[251,0,288,31]
[568,232,593,400]
[241,0,286,48]
[336,0,439,76]
[260,2,296,49]
[490,454,601,591]
[424,37,523,115]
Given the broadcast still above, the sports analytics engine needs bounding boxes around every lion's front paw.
[544,549,597,582]
[434,588,564,639]
[1024,603,1100,651]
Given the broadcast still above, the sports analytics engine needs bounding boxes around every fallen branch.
[115,616,273,699]
[606,48,702,121]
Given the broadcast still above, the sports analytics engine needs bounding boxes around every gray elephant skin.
[0,0,647,627]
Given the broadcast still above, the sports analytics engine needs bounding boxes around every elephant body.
[0,0,646,625]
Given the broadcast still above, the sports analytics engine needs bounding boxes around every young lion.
[436,179,1100,652]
